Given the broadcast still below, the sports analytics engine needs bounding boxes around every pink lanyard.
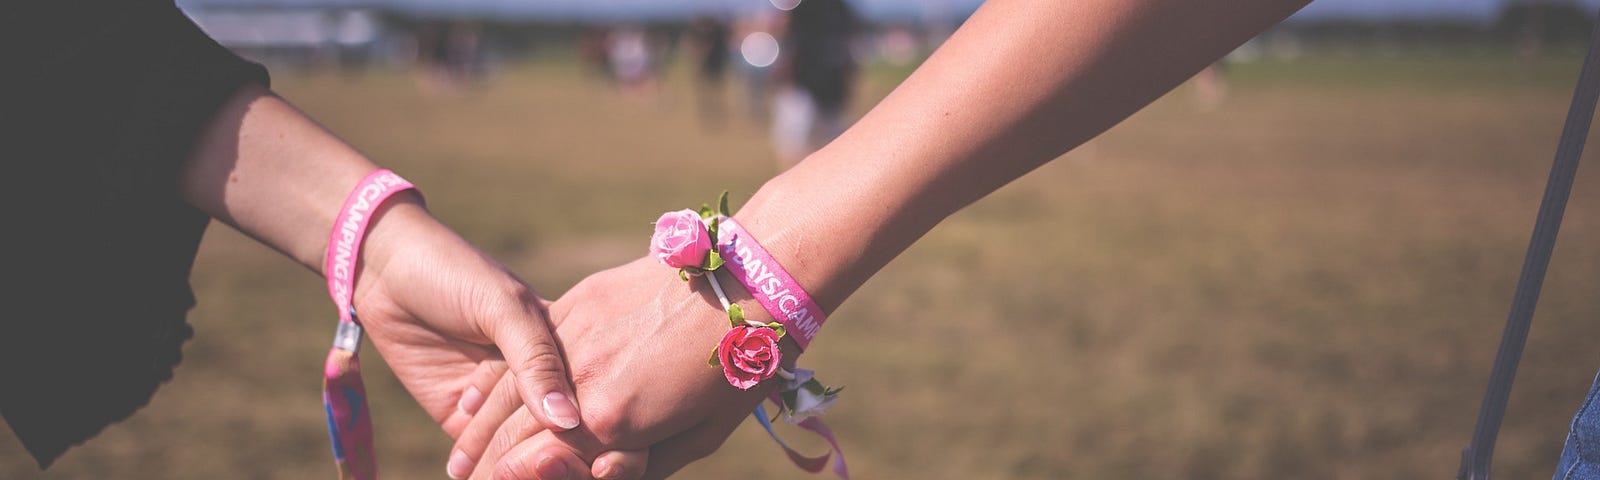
[321,169,416,480]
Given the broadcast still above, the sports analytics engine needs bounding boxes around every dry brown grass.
[5,53,1600,479]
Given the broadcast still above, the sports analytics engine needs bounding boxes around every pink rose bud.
[650,209,713,269]
[718,326,782,390]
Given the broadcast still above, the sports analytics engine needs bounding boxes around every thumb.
[482,285,583,433]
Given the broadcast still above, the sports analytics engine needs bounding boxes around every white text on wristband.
[715,217,826,351]
[326,170,415,321]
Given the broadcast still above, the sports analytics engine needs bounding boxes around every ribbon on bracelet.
[753,404,849,479]
[324,318,375,480]
[321,169,418,480]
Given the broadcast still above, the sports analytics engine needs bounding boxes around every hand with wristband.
[448,200,843,480]
[177,84,649,478]
[8,4,651,476]
[448,0,1310,478]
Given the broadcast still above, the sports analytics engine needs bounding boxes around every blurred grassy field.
[6,51,1600,479]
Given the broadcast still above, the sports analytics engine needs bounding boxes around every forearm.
[178,83,423,275]
[738,0,1307,312]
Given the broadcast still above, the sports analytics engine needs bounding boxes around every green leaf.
[705,250,725,270]
[706,217,720,245]
[766,322,786,339]
[727,304,745,327]
[717,191,731,217]
[780,388,800,411]
[678,269,690,282]
[708,347,721,368]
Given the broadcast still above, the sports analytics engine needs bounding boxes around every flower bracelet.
[649,192,847,478]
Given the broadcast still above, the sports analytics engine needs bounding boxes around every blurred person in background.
[608,26,662,98]
[734,8,784,121]
[578,25,615,81]
[687,15,733,128]
[415,20,486,92]
[771,0,859,168]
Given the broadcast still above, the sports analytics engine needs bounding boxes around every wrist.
[733,162,923,316]
[733,176,845,312]
[347,191,431,300]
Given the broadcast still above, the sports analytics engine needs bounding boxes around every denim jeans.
[1556,370,1600,479]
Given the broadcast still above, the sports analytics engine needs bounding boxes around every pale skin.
[175,83,650,475]
[452,0,1314,479]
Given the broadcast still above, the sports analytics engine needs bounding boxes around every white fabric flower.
[784,368,815,391]
[782,378,841,424]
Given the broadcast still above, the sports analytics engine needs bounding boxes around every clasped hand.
[357,216,791,480]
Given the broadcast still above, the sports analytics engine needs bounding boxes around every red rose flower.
[718,326,781,389]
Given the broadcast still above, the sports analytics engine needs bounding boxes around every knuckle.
[476,272,537,311]
[499,280,540,306]
[567,358,606,388]
[587,415,638,446]
[492,456,535,480]
[566,394,637,446]
[488,433,520,463]
[611,459,647,480]
[515,342,568,382]
[487,411,538,460]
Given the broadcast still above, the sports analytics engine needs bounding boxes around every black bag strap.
[1458,10,1600,480]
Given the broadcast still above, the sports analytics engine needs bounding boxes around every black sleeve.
[2,1,271,468]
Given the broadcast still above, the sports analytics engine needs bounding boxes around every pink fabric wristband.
[321,168,417,480]
[715,216,826,351]
[325,169,416,323]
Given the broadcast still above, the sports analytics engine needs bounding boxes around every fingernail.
[536,455,571,480]
[447,449,472,480]
[458,386,485,415]
[595,461,623,480]
[542,392,580,430]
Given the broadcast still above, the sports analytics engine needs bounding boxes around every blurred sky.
[176,0,1600,23]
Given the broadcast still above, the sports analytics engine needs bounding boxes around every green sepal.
[716,191,731,217]
[765,322,786,339]
[678,269,691,282]
[707,347,721,368]
[727,304,745,327]
[780,388,800,413]
[810,378,843,397]
[706,217,720,246]
[801,378,839,395]
[705,250,725,270]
